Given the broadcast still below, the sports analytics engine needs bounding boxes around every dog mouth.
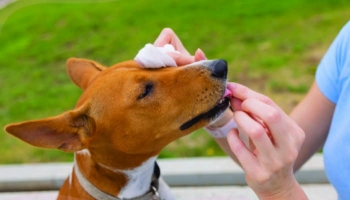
[180,87,232,131]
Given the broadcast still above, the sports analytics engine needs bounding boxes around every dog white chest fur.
[118,156,174,199]
[76,149,175,199]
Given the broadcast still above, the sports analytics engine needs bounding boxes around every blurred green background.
[0,0,349,164]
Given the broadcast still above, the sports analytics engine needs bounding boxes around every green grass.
[0,0,349,163]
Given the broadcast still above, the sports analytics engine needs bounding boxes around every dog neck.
[72,149,159,199]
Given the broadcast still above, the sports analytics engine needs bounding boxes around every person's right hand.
[154,28,206,65]
[226,83,307,200]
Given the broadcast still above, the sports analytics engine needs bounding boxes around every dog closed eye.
[138,83,154,100]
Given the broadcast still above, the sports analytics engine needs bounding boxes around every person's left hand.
[154,28,206,65]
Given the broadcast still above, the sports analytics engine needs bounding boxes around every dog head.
[5,58,229,159]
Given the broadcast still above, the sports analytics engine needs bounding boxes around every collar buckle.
[150,186,160,200]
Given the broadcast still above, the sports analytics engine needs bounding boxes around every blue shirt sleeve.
[316,21,350,104]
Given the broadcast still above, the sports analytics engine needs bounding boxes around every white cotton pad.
[134,44,179,68]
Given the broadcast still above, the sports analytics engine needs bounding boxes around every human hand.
[154,28,206,65]
[226,83,307,199]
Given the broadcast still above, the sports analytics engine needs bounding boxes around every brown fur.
[5,58,227,199]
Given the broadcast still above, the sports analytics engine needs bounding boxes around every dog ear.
[4,106,95,152]
[66,58,107,90]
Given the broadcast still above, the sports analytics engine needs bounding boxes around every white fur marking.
[98,158,175,199]
[75,152,175,199]
[99,156,157,199]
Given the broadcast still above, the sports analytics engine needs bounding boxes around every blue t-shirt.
[316,21,350,199]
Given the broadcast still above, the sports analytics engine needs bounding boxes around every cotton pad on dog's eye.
[134,43,179,68]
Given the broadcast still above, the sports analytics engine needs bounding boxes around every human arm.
[291,82,335,171]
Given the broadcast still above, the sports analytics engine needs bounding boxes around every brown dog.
[5,58,229,199]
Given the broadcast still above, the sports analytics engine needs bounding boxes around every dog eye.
[138,83,154,100]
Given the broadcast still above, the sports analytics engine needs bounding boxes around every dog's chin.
[179,97,230,131]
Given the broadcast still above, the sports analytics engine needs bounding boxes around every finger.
[227,83,277,108]
[229,97,242,112]
[167,48,206,66]
[241,98,292,146]
[153,28,190,55]
[194,48,207,61]
[233,111,275,158]
[154,28,173,46]
[227,129,258,173]
[166,52,194,66]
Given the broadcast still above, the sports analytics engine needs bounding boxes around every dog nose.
[211,59,227,79]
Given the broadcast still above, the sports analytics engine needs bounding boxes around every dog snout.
[210,59,227,79]
[186,59,228,79]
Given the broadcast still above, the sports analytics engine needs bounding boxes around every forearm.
[290,82,335,171]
